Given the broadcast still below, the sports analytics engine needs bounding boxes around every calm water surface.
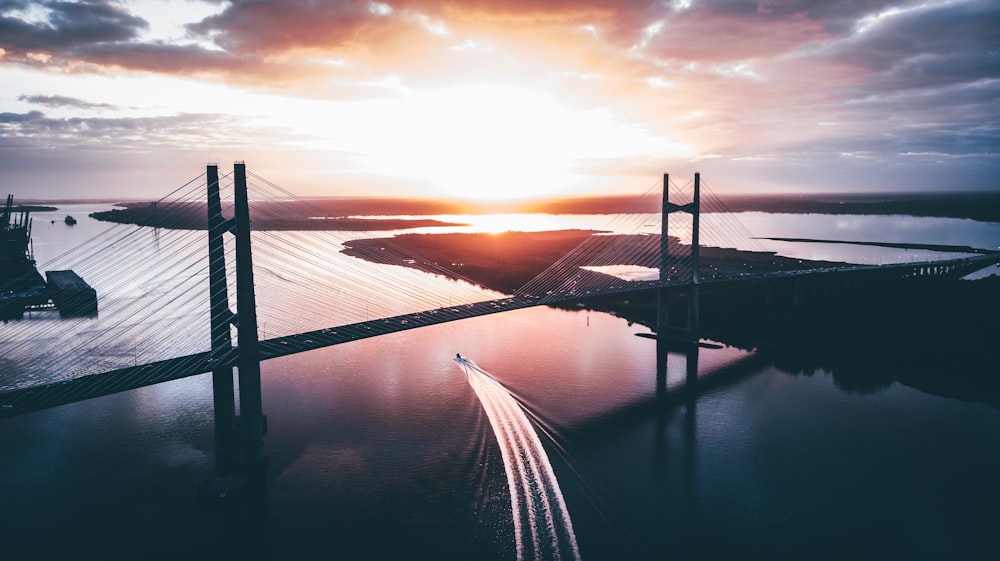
[1,205,998,560]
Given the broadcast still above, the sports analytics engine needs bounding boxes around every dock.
[1,194,98,319]
[46,270,98,316]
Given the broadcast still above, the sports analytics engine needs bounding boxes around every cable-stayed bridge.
[2,163,997,487]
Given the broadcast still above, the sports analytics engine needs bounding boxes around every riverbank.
[342,230,840,294]
[8,204,57,213]
[89,201,467,231]
[86,190,1000,228]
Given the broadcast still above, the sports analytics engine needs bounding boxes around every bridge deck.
[1,252,996,419]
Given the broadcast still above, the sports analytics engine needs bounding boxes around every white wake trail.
[455,355,581,561]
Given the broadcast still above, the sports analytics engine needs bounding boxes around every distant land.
[517,191,1000,222]
[83,191,1000,227]
[342,230,840,294]
[7,205,57,213]
[757,237,996,255]
[88,201,468,231]
[708,191,1000,222]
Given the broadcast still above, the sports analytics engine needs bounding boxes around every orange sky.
[1,0,998,199]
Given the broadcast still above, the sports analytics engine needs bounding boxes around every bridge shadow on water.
[526,327,1000,561]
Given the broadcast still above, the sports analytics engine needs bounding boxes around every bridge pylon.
[656,172,701,343]
[200,162,268,505]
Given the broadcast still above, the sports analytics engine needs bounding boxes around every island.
[341,230,840,294]
[90,200,469,231]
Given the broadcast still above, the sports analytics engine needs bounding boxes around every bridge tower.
[656,172,701,341]
[200,162,268,503]
[655,172,702,397]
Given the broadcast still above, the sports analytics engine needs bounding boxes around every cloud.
[75,40,258,75]
[0,0,996,195]
[18,94,117,110]
[0,108,43,124]
[0,108,256,150]
[0,0,147,58]
[828,1,1000,90]
[186,0,390,55]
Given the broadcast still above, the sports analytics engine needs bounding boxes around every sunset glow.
[0,1,996,199]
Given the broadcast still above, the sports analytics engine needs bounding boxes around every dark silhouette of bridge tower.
[656,173,702,399]
[657,172,701,342]
[202,162,268,501]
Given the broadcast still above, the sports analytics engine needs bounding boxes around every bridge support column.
[233,162,268,475]
[656,172,701,343]
[199,162,268,506]
[654,327,702,396]
[656,174,671,340]
[206,164,238,476]
[656,335,668,399]
[689,173,701,338]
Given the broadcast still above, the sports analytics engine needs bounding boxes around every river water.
[1,204,999,560]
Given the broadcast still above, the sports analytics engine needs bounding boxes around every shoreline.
[79,190,1000,228]
[758,237,997,254]
[88,202,468,231]
[342,230,841,294]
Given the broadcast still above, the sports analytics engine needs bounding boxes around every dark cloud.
[18,94,117,110]
[704,139,1000,193]
[76,41,256,74]
[817,123,999,161]
[0,0,29,12]
[0,0,276,80]
[0,109,248,149]
[830,1,1000,90]
[0,0,147,56]
[0,1,375,90]
[834,79,1000,159]
[636,10,828,63]
[815,1,1000,174]
[692,0,907,31]
[187,0,390,54]
[0,109,43,123]
[843,73,1000,117]
[184,0,659,57]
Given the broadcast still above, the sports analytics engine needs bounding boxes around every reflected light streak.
[581,264,659,282]
[353,213,575,234]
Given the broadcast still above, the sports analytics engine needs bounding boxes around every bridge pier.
[656,172,702,392]
[656,172,701,342]
[206,163,238,476]
[200,162,268,506]
[655,332,701,396]
[233,161,268,476]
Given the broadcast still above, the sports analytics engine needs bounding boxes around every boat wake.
[454,355,581,561]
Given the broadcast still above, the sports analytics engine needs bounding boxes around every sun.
[280,82,683,201]
[349,83,676,201]
[358,84,580,201]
